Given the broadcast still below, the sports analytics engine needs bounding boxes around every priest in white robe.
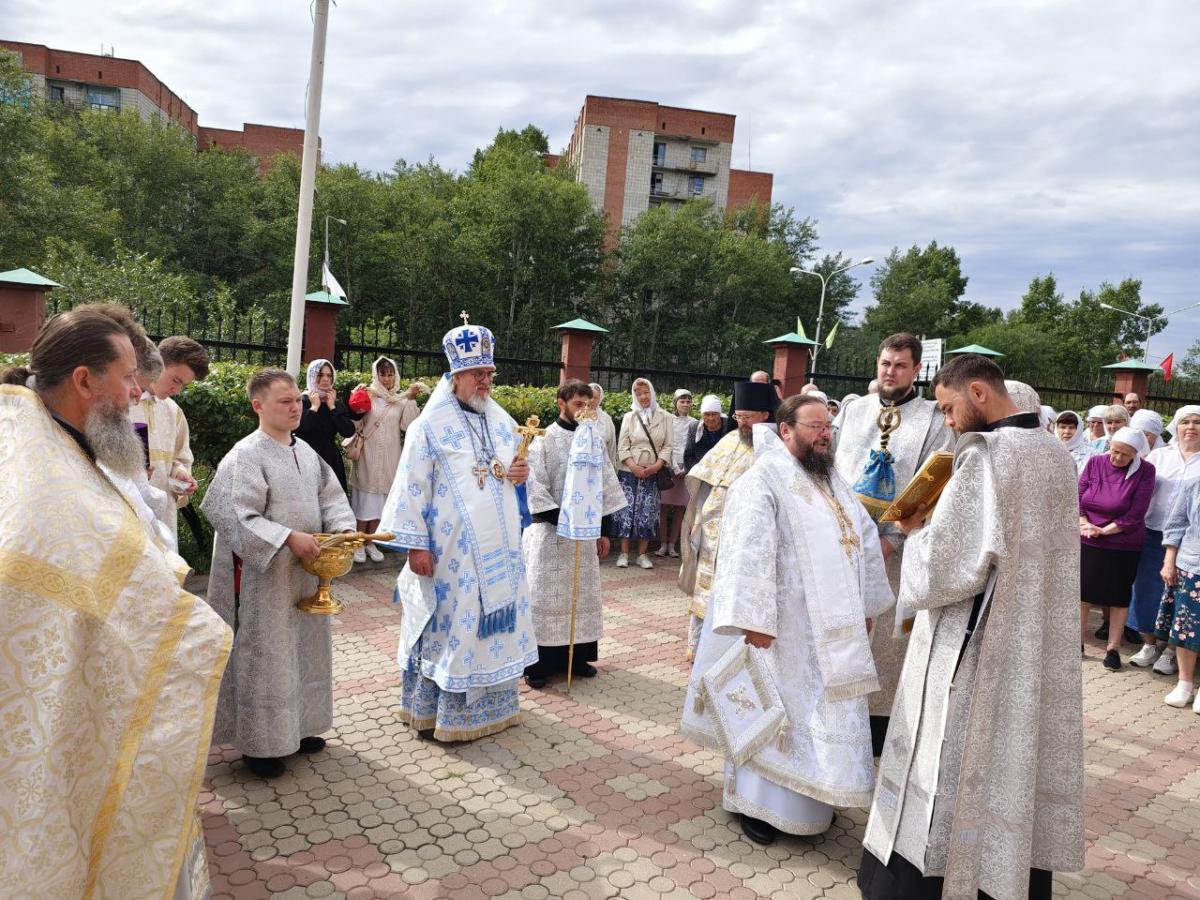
[832,332,952,753]
[0,307,230,899]
[522,380,626,687]
[682,395,894,846]
[202,368,356,779]
[380,318,537,741]
[859,357,1084,900]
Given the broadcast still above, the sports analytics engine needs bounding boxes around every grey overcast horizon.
[6,1,1199,366]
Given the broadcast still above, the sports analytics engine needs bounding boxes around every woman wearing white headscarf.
[1130,408,1164,453]
[1129,405,1200,674]
[1078,426,1156,670]
[1055,410,1097,474]
[657,388,695,559]
[613,377,673,569]
[349,357,425,561]
[295,358,361,492]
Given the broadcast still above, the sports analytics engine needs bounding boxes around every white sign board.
[919,339,943,382]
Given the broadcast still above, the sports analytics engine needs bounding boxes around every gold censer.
[298,531,395,615]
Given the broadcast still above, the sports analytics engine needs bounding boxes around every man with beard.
[201,369,356,779]
[679,381,776,660]
[0,307,231,899]
[681,395,894,845]
[380,318,537,741]
[522,380,626,688]
[831,333,953,754]
[858,356,1083,900]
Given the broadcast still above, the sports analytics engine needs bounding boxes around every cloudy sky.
[7,0,1199,362]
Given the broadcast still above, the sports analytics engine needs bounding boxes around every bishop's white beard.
[85,397,144,477]
[465,393,488,413]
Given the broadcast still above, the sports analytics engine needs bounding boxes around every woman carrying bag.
[613,377,673,570]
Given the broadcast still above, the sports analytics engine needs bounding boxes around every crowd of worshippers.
[6,303,1200,900]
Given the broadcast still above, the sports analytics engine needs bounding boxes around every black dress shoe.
[572,663,598,678]
[1103,649,1122,671]
[525,674,548,689]
[298,736,326,754]
[739,814,777,846]
[244,755,285,779]
[417,727,437,740]
[1123,626,1142,645]
[1095,622,1109,640]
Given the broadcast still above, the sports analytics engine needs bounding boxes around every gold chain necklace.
[815,480,861,560]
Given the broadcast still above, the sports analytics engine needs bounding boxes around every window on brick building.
[652,142,666,166]
[690,147,707,163]
[689,175,704,195]
[651,172,664,194]
[49,85,65,103]
[86,86,120,111]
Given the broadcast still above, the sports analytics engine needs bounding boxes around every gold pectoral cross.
[472,464,489,489]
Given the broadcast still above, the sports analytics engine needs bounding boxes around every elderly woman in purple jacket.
[1079,426,1156,671]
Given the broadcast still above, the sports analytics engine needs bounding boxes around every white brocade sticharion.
[129,392,195,540]
[863,423,1085,899]
[681,428,894,835]
[831,392,953,715]
[380,377,537,740]
[201,431,356,758]
[522,421,626,647]
[0,385,231,900]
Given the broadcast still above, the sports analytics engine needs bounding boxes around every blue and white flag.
[557,418,607,541]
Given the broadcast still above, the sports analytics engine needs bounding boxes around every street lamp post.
[1100,300,1200,367]
[790,257,874,369]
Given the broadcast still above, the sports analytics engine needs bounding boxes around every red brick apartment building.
[1,40,307,169]
[562,95,773,231]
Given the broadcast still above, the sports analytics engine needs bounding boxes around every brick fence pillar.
[552,319,609,386]
[1103,360,1159,405]
[0,268,61,353]
[763,332,817,399]
[304,290,347,365]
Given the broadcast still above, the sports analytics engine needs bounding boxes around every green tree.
[862,242,995,339]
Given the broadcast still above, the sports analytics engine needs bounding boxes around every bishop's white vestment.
[201,431,356,758]
[380,377,537,741]
[832,391,953,719]
[681,428,894,835]
[860,416,1084,900]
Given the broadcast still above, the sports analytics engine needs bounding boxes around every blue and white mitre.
[442,318,496,373]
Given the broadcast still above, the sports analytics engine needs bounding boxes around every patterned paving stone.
[201,556,1200,897]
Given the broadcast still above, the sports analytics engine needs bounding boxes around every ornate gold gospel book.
[877,450,955,523]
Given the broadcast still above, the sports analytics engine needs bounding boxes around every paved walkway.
[202,557,1200,899]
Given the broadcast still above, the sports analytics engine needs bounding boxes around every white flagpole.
[285,0,331,375]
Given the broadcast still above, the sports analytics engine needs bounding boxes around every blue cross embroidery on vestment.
[458,570,478,593]
[518,632,530,652]
[454,328,479,353]
[408,483,423,497]
[448,558,461,573]
[585,506,597,524]
[433,579,451,604]
[448,635,461,652]
[461,609,478,632]
[440,521,453,535]
[456,531,471,555]
[489,636,503,659]
[439,425,467,450]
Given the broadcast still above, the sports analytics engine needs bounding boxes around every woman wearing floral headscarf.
[349,357,425,562]
[294,358,361,492]
[1055,410,1098,474]
[613,378,673,569]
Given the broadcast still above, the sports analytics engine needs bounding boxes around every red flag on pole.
[1162,352,1174,381]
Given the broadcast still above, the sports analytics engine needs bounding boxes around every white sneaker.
[637,554,654,570]
[1194,691,1200,714]
[1129,644,1161,668]
[1154,648,1178,676]
[615,553,629,568]
[353,548,366,564]
[1164,682,1196,708]
[654,545,668,557]
[668,544,680,558]
[365,543,384,563]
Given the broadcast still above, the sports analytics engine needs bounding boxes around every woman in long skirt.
[613,378,673,569]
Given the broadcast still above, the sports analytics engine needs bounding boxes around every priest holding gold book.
[858,357,1083,900]
[831,333,953,755]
